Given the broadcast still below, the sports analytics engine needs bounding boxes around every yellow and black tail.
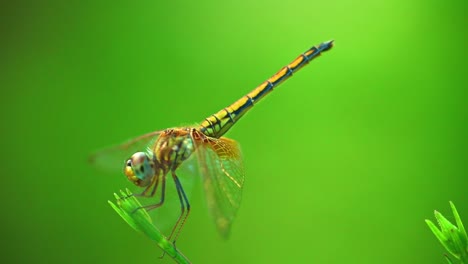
[199,40,334,138]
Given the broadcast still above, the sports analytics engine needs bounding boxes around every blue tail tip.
[321,40,334,51]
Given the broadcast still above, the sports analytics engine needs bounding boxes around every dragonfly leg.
[168,170,191,244]
[132,175,166,213]
[159,171,190,260]
[132,174,159,198]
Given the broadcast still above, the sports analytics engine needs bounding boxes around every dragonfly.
[91,40,333,243]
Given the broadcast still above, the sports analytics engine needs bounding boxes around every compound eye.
[124,159,135,178]
[124,152,154,187]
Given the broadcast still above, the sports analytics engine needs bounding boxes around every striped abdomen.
[199,40,334,138]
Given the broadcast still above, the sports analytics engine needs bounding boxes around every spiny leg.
[173,175,191,244]
[159,171,190,259]
[134,173,160,198]
[168,170,191,244]
[123,171,158,200]
[120,184,150,200]
[132,175,166,214]
[141,175,166,211]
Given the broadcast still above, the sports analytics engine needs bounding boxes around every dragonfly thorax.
[154,128,195,171]
[124,152,156,187]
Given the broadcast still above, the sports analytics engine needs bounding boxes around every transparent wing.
[194,136,245,238]
[89,131,162,173]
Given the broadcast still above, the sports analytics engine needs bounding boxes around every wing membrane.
[89,131,161,173]
[194,136,245,238]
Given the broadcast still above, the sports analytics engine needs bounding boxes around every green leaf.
[445,254,454,264]
[451,201,468,249]
[426,218,455,256]
[435,210,458,257]
[109,189,191,264]
[426,201,468,264]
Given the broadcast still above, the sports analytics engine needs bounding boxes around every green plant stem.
[109,189,191,264]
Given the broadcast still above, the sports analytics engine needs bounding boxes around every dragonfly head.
[124,152,155,187]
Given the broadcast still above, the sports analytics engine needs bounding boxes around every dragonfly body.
[199,40,333,138]
[92,40,333,243]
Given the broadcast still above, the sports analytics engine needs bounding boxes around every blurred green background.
[1,0,467,263]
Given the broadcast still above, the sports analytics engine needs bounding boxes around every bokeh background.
[1,0,467,263]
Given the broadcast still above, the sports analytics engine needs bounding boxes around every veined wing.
[89,131,161,173]
[193,135,245,238]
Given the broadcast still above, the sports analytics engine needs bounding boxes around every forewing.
[89,131,161,173]
[194,136,245,238]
